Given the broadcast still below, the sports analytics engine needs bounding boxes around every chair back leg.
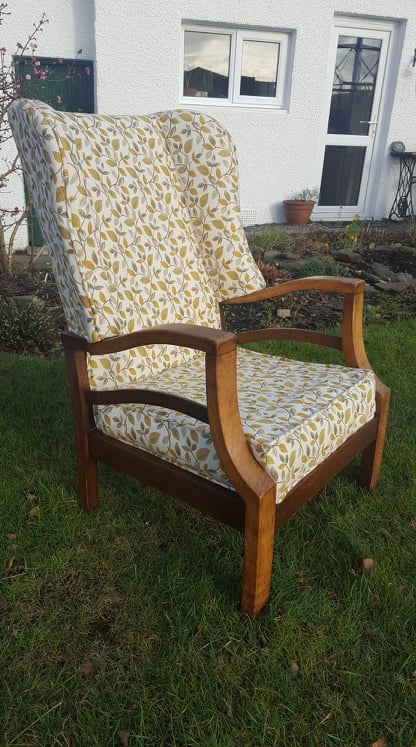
[64,344,99,511]
[359,384,391,491]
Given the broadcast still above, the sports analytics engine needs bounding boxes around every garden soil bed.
[0,220,415,354]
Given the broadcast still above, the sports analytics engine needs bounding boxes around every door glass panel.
[240,40,279,97]
[328,35,382,135]
[183,31,230,97]
[319,146,366,205]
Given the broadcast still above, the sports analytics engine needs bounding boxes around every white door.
[315,19,392,221]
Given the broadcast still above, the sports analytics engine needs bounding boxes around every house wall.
[2,0,96,248]
[3,0,416,248]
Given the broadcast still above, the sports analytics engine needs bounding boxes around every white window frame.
[180,23,291,109]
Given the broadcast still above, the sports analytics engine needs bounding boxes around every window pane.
[328,36,382,135]
[183,31,230,98]
[240,40,279,97]
[319,145,366,205]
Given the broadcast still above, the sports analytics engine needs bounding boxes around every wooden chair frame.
[62,275,390,617]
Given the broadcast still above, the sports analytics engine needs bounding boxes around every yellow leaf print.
[56,186,65,202]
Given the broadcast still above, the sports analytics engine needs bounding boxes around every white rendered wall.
[94,0,416,225]
[3,0,416,248]
[1,0,95,249]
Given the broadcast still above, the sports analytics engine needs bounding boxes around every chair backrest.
[9,99,264,387]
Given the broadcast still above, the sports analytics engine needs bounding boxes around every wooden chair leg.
[359,385,390,490]
[76,448,99,512]
[241,489,276,617]
[63,341,99,512]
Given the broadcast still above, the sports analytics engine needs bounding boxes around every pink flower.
[38,71,46,80]
[85,66,91,76]
[56,95,62,103]
[17,42,23,49]
[1,47,7,53]
[12,207,20,215]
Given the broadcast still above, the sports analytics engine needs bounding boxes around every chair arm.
[62,323,236,356]
[221,276,366,305]
[62,325,274,503]
[222,275,371,370]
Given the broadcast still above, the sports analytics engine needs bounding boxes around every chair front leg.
[241,487,276,617]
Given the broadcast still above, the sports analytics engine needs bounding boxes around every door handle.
[359,120,378,125]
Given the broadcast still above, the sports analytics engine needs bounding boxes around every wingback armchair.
[9,99,390,616]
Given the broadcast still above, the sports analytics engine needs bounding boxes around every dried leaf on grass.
[288,660,300,675]
[79,660,94,676]
[363,558,375,572]
[371,739,386,747]
[117,731,129,746]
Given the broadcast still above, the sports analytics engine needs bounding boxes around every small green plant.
[293,258,351,278]
[364,303,382,324]
[331,213,366,251]
[250,226,290,256]
[292,187,320,202]
[405,216,416,248]
[0,296,58,352]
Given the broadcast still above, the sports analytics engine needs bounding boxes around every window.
[181,24,291,108]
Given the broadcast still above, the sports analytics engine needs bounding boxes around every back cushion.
[9,100,222,388]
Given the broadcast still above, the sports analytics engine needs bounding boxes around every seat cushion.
[94,348,376,503]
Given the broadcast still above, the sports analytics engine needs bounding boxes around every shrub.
[0,296,58,353]
[250,226,291,257]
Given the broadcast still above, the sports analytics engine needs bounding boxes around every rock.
[375,281,409,292]
[334,249,362,263]
[276,308,291,318]
[371,262,396,280]
[396,272,415,284]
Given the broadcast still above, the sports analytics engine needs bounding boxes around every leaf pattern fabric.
[95,348,375,503]
[9,99,376,502]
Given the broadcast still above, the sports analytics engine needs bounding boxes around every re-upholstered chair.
[9,99,390,616]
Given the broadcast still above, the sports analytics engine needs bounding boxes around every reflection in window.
[182,25,291,108]
[240,40,279,97]
[328,36,382,136]
[319,145,366,205]
[183,31,230,98]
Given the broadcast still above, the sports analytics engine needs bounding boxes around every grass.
[1,320,416,746]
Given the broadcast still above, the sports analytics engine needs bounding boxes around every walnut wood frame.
[62,276,390,617]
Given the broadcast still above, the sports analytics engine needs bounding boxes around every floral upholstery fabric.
[8,100,264,390]
[153,111,265,300]
[95,348,376,503]
[9,99,376,503]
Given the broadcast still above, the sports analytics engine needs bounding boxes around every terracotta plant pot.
[283,199,316,225]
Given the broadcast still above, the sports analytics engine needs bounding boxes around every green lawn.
[1,320,415,746]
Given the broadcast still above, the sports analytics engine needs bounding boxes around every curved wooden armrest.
[62,325,273,503]
[62,323,236,356]
[222,276,366,306]
[222,275,371,371]
[86,388,209,423]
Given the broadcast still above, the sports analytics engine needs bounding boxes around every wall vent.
[241,209,257,226]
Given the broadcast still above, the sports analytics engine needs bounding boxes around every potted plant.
[283,187,320,225]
